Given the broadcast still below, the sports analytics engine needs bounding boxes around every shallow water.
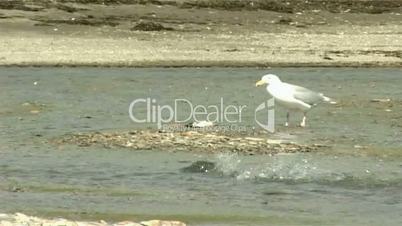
[0,67,401,225]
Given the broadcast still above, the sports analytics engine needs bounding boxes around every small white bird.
[256,74,334,127]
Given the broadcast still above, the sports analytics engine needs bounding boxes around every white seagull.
[256,74,334,127]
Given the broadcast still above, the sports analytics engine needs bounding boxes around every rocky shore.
[54,129,325,155]
[0,213,186,226]
[0,0,401,67]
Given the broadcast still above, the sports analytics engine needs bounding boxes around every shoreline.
[1,31,400,68]
[1,61,401,68]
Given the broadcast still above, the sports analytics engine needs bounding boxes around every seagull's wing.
[287,83,326,105]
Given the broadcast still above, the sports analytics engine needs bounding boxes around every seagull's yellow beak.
[255,80,267,87]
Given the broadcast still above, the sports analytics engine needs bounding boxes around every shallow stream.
[0,67,401,225]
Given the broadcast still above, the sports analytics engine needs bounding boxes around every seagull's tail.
[321,94,337,104]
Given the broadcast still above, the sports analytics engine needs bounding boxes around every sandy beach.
[0,0,401,67]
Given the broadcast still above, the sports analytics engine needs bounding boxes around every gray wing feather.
[288,84,325,105]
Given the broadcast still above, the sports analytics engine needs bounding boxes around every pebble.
[30,110,40,114]
[370,98,391,103]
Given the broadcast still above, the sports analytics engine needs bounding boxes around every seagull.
[255,74,334,127]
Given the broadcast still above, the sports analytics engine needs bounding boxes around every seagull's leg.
[285,111,289,127]
[300,112,307,127]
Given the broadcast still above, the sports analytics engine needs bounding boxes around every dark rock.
[0,0,43,11]
[276,18,293,25]
[35,18,119,27]
[258,1,293,13]
[131,21,174,31]
[180,160,216,173]
[54,3,88,13]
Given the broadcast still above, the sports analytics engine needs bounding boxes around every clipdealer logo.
[129,97,275,132]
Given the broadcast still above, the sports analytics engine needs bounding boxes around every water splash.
[234,155,319,182]
[214,152,241,177]
[230,154,402,189]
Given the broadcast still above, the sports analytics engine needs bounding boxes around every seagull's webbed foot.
[285,112,290,127]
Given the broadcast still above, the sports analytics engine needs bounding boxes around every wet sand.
[0,0,401,67]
